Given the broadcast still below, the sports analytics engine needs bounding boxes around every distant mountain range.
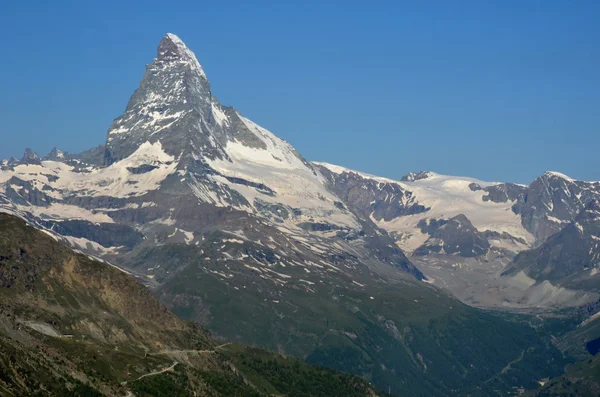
[1,33,599,395]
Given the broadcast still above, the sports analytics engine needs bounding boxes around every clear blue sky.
[1,0,598,184]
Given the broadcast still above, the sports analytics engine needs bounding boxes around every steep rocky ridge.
[504,200,600,291]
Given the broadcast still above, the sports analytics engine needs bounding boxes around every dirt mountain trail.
[122,362,178,386]
[149,342,233,356]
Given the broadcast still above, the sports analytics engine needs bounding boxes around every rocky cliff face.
[316,163,428,222]
[20,148,41,165]
[105,33,220,165]
[413,214,491,258]
[504,200,600,291]
[512,172,600,244]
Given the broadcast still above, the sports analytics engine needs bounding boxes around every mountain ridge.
[0,33,597,395]
[503,199,600,291]
[2,34,599,314]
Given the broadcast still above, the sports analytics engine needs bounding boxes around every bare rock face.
[401,171,434,182]
[504,200,600,291]
[104,33,216,165]
[316,163,428,222]
[480,183,527,204]
[43,147,68,161]
[414,214,490,258]
[512,172,600,244]
[21,148,41,165]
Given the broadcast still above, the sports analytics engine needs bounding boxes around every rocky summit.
[1,33,600,396]
[504,199,600,291]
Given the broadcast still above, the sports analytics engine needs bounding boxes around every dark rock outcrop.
[414,214,490,258]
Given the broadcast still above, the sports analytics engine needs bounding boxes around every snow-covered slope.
[0,141,176,216]
[315,162,534,253]
[385,172,532,250]
[314,162,600,309]
[206,115,357,230]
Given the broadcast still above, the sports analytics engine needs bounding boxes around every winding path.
[121,342,233,390]
[149,342,233,356]
[121,362,178,386]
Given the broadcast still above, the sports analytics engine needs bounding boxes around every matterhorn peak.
[104,33,220,165]
[157,33,206,79]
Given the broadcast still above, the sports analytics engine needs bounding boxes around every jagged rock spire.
[157,33,207,79]
[101,32,302,174]
[21,148,41,165]
[104,33,219,165]
[44,147,66,161]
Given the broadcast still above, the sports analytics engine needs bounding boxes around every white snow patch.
[164,33,207,79]
[212,103,229,126]
[316,162,534,252]
[223,238,245,244]
[546,215,568,224]
[205,116,360,231]
[545,171,575,182]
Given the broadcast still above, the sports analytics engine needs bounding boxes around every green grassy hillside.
[126,236,570,396]
[0,213,380,396]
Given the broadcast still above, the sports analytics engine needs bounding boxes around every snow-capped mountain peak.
[158,33,207,79]
[104,33,218,165]
[542,170,575,182]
